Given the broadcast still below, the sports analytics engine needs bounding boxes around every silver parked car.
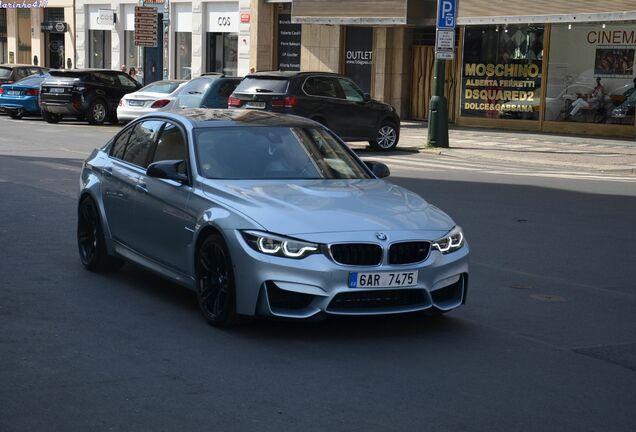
[77,109,469,326]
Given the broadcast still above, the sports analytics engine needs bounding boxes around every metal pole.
[426,58,449,148]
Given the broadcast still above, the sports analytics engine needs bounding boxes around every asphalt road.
[1,116,635,431]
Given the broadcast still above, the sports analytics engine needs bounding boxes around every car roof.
[147,108,321,129]
[246,71,343,79]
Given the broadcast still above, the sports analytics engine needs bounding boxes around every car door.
[337,77,379,139]
[202,79,239,108]
[302,76,351,138]
[133,121,196,273]
[102,125,144,245]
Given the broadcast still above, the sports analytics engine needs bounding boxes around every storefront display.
[17,9,32,64]
[546,23,636,125]
[345,27,373,94]
[277,13,301,71]
[174,3,192,79]
[0,9,7,64]
[460,24,544,121]
[205,2,238,76]
[88,6,113,68]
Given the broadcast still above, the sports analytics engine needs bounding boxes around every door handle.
[136,182,148,193]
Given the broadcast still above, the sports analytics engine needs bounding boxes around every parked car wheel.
[9,110,24,120]
[370,122,399,151]
[77,196,124,272]
[87,100,108,125]
[196,234,237,327]
[42,110,62,123]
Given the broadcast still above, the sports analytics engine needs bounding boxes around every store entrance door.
[411,40,459,121]
[143,13,163,85]
[45,32,65,69]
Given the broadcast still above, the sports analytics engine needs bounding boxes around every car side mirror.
[363,93,371,102]
[147,160,188,183]
[364,161,390,178]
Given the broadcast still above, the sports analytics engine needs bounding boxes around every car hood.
[201,179,454,235]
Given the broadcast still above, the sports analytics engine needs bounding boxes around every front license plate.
[6,90,21,96]
[245,102,266,109]
[128,100,145,107]
[349,271,418,288]
[50,87,65,93]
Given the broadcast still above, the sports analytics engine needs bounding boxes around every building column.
[372,27,411,117]
[31,8,44,66]
[300,24,342,72]
[75,4,86,69]
[6,9,17,64]
[191,1,204,77]
[249,0,274,71]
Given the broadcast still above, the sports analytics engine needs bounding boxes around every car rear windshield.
[14,74,49,86]
[195,126,371,180]
[140,81,182,94]
[49,70,87,79]
[0,67,11,78]
[233,77,289,94]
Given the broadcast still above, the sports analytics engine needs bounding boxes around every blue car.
[0,73,48,119]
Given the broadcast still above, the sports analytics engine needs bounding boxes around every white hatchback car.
[117,80,185,122]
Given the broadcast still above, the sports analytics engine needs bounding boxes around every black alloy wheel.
[370,122,399,151]
[196,235,237,326]
[77,197,123,272]
[42,110,61,123]
[87,100,108,125]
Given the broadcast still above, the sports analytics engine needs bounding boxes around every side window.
[123,120,164,168]
[94,72,116,86]
[117,73,138,89]
[303,77,342,99]
[338,78,364,102]
[176,78,210,108]
[111,127,134,159]
[218,81,237,98]
[152,123,188,175]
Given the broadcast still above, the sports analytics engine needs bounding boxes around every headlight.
[242,230,320,259]
[432,226,464,254]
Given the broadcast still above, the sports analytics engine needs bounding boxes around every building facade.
[249,0,636,138]
[74,0,252,82]
[0,1,76,69]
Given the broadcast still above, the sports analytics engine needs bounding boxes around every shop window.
[460,25,544,120]
[546,23,636,126]
[206,32,238,76]
[124,31,138,69]
[89,30,112,68]
[17,9,31,64]
[0,9,7,64]
[175,32,192,79]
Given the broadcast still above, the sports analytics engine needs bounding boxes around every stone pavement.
[388,121,636,176]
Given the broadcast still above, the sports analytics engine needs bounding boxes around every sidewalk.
[392,121,636,175]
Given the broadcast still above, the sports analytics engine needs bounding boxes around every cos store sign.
[207,2,239,33]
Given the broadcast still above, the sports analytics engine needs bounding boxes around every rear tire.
[9,111,24,119]
[42,110,61,123]
[77,196,124,272]
[369,121,399,151]
[87,100,108,125]
[196,234,237,327]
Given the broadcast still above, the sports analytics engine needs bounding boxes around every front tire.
[196,234,237,327]
[77,196,124,272]
[87,100,108,125]
[42,110,62,123]
[370,122,399,151]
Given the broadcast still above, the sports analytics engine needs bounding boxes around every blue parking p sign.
[436,0,457,30]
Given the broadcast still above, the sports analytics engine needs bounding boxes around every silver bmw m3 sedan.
[77,109,469,326]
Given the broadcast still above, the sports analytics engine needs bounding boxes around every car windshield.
[234,77,289,94]
[0,67,11,78]
[140,81,182,94]
[14,74,49,86]
[195,126,372,180]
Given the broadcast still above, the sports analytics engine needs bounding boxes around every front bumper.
[225,230,470,319]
